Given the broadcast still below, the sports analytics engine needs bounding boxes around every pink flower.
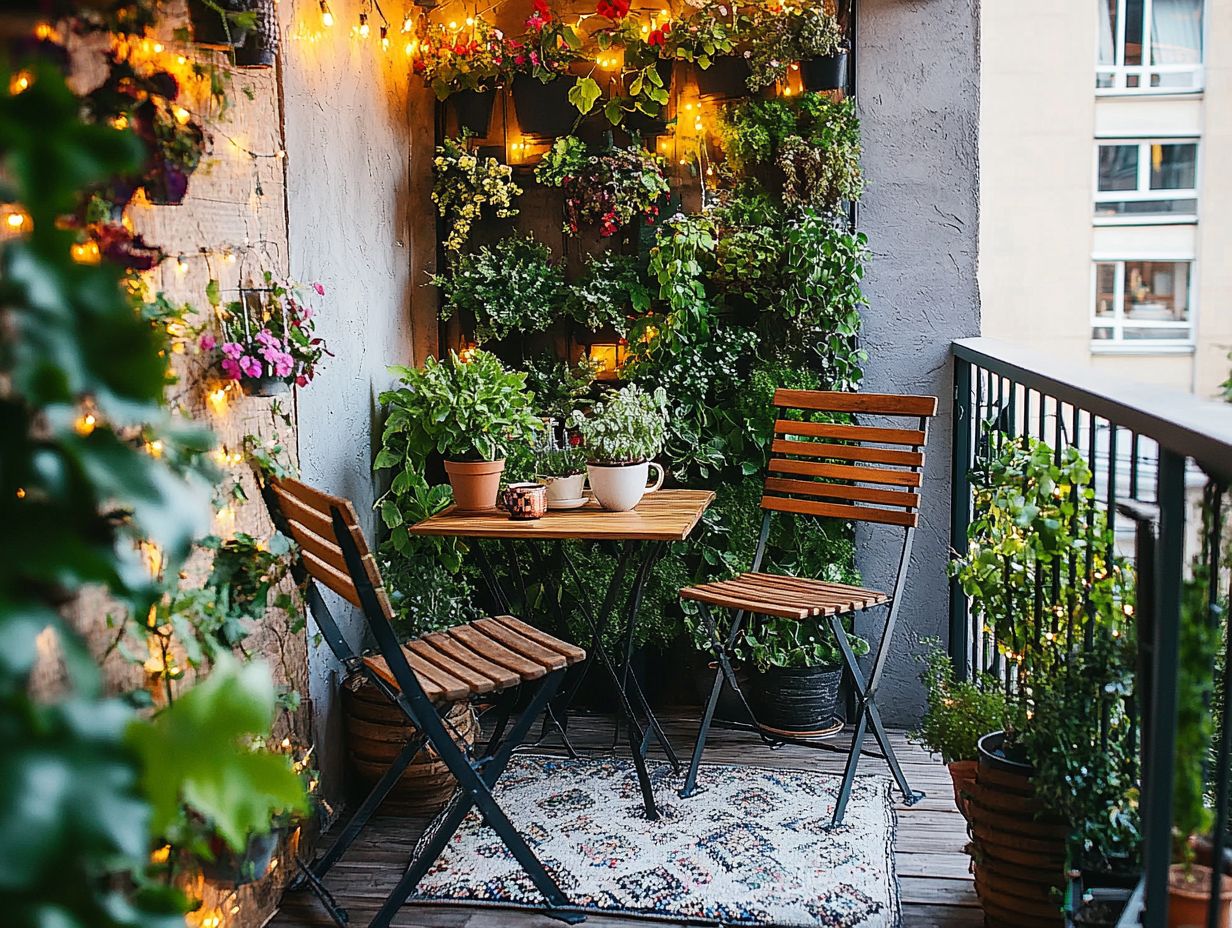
[261,346,295,377]
[256,328,281,349]
[296,373,309,387]
[238,355,263,378]
[199,333,217,351]
[313,282,325,296]
[221,341,244,360]
[221,357,242,380]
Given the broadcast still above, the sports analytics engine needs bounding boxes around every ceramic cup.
[501,482,548,520]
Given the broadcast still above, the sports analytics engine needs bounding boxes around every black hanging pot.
[695,55,752,99]
[800,50,849,92]
[242,375,290,397]
[234,0,279,68]
[450,88,498,137]
[187,0,251,49]
[512,74,579,138]
[749,664,843,736]
[622,59,674,135]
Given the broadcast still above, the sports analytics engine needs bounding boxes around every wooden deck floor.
[272,713,977,928]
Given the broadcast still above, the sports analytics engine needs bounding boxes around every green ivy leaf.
[568,76,602,115]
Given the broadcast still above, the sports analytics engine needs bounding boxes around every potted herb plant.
[534,444,588,508]
[746,2,846,92]
[670,0,751,99]
[202,274,330,396]
[913,639,1008,818]
[412,17,509,135]
[568,384,667,511]
[739,616,866,736]
[381,350,542,511]
[534,136,669,238]
[431,134,521,255]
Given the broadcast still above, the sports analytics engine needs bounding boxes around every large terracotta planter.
[947,759,978,819]
[586,461,664,511]
[342,674,477,815]
[444,458,505,511]
[1168,864,1232,928]
[968,731,1067,928]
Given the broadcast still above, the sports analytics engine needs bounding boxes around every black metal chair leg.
[864,699,924,805]
[291,732,426,890]
[680,662,724,798]
[831,706,869,827]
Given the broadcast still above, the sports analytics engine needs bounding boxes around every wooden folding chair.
[259,475,587,928]
[677,389,938,826]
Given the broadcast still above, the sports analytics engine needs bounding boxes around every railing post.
[949,354,973,679]
[1142,449,1186,928]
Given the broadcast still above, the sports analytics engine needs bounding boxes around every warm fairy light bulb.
[402,14,413,32]
[223,251,237,264]
[319,0,334,26]
[381,25,390,50]
[176,256,189,274]
[152,42,164,53]
[9,70,31,95]
[145,439,164,458]
[111,114,129,130]
[70,241,101,264]
[357,12,370,38]
[74,413,97,436]
[448,20,458,29]
[173,106,191,125]
[34,22,53,40]
[5,208,29,232]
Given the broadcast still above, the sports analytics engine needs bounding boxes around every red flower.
[647,24,669,46]
[568,432,583,447]
[533,0,552,20]
[596,0,630,20]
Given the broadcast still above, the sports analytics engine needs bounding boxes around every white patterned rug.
[412,755,899,928]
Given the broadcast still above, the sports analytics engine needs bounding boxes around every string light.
[3,206,31,235]
[402,13,413,32]
[381,25,390,51]
[74,413,97,436]
[9,70,32,95]
[357,12,370,38]
[34,22,54,40]
[144,439,165,458]
[319,0,334,27]
[176,256,189,274]
[70,241,101,264]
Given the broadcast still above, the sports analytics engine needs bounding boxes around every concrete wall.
[280,0,418,797]
[855,0,982,723]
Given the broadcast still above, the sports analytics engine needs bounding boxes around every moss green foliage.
[567,252,652,334]
[433,235,564,344]
[522,353,600,421]
[913,641,1009,764]
[0,46,303,928]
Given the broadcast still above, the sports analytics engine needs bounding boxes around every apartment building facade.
[981,0,1231,398]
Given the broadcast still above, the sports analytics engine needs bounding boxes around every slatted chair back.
[266,476,397,622]
[763,390,939,530]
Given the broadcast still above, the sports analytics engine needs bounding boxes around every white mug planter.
[538,472,587,509]
[587,461,664,512]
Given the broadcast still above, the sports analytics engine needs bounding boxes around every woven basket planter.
[968,731,1068,928]
[342,674,477,815]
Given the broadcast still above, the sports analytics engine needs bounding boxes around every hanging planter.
[235,0,279,68]
[141,158,192,206]
[512,74,578,138]
[241,375,290,397]
[449,88,498,136]
[621,59,675,135]
[695,55,752,99]
[749,664,842,736]
[800,50,849,92]
[199,829,284,887]
[187,0,252,49]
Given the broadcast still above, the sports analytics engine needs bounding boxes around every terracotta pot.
[947,759,978,818]
[342,675,477,815]
[1168,864,1232,928]
[444,458,505,511]
[587,461,664,511]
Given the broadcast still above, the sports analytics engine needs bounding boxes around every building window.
[1097,0,1204,93]
[1092,259,1194,344]
[1095,140,1198,223]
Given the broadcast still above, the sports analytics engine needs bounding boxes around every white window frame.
[1096,0,1206,96]
[1093,138,1200,226]
[1090,254,1197,351]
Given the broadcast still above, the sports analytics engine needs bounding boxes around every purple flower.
[221,341,244,360]
[238,355,263,378]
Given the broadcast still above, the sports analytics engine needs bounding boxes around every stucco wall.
[855,0,982,723]
[280,0,418,797]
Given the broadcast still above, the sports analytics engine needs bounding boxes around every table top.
[410,489,716,542]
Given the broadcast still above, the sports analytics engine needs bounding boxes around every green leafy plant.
[566,251,653,334]
[535,444,587,478]
[745,2,844,91]
[432,134,522,254]
[411,16,510,98]
[569,384,668,465]
[669,0,746,68]
[913,639,1009,763]
[535,139,670,237]
[380,350,542,463]
[433,235,564,344]
[522,353,600,420]
[739,616,867,670]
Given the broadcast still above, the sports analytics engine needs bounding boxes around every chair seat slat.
[490,615,586,664]
[761,494,918,527]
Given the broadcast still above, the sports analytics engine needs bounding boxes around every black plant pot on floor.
[749,664,842,736]
[512,75,578,138]
[800,51,849,92]
[695,55,752,99]
[234,0,279,68]
[450,88,498,136]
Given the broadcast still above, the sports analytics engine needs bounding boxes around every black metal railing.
[949,337,1232,928]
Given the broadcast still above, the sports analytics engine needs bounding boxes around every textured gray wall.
[281,0,418,798]
[854,0,982,724]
